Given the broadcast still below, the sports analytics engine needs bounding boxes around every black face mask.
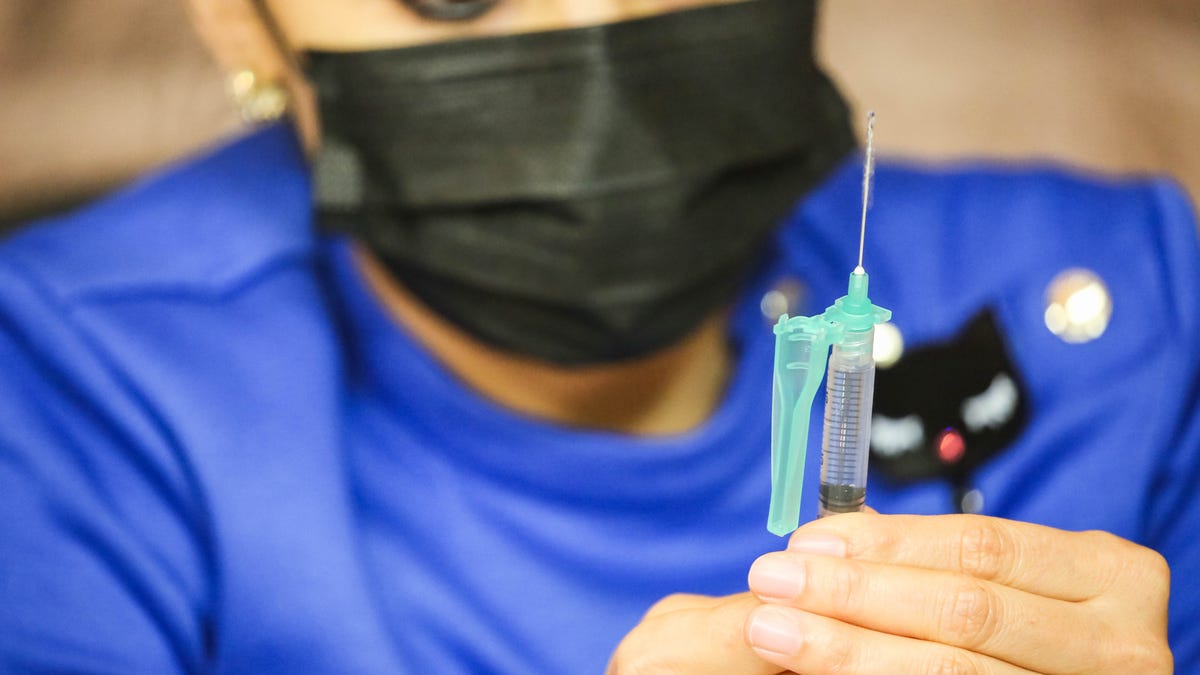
[308,0,853,365]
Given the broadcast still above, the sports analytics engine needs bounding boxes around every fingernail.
[748,555,805,601]
[747,606,804,657]
[787,533,846,557]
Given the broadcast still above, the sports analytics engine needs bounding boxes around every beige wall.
[1,1,1198,225]
[821,0,1200,205]
[0,1,238,223]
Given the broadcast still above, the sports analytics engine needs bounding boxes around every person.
[0,0,1195,672]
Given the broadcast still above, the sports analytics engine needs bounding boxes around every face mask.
[308,0,853,365]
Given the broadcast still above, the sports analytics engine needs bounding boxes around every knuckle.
[843,513,900,560]
[606,635,653,675]
[937,581,999,648]
[1084,531,1171,600]
[1142,642,1175,673]
[1105,634,1173,674]
[1145,642,1175,673]
[1135,547,1171,596]
[1079,530,1129,594]
[1080,529,1126,561]
[1108,543,1173,608]
[957,519,1007,581]
[822,559,867,613]
[807,623,859,675]
[605,621,685,675]
[606,651,675,675]
[644,593,700,619]
[708,598,752,655]
[925,649,983,675]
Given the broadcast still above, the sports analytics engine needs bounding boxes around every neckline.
[321,235,780,492]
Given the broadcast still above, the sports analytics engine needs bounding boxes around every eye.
[960,372,1018,433]
[401,0,500,21]
[871,414,925,457]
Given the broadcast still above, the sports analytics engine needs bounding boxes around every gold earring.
[229,69,289,124]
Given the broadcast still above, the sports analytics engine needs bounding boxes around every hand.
[606,592,786,674]
[745,512,1172,674]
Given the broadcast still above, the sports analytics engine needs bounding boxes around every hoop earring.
[229,69,289,124]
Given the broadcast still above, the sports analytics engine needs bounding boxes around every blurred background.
[1,0,1198,230]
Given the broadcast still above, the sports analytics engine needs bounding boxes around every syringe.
[817,268,881,516]
[768,112,891,534]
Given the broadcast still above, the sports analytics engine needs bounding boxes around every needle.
[856,111,876,274]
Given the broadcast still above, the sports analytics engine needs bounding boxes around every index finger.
[790,512,1126,601]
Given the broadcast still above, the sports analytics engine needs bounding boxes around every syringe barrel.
[818,326,876,516]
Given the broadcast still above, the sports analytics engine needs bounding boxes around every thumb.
[607,593,784,675]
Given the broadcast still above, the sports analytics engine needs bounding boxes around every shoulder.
[0,128,318,672]
[0,124,314,305]
[0,124,325,545]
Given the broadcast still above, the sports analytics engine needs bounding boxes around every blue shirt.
[1,126,1197,673]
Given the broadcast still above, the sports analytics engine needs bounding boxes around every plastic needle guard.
[768,270,891,536]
